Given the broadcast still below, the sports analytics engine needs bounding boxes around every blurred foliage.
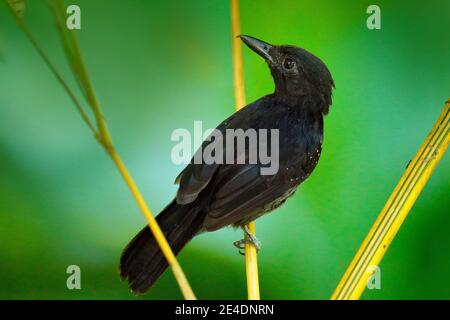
[0,0,449,299]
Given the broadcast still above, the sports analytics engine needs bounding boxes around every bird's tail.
[119,199,204,294]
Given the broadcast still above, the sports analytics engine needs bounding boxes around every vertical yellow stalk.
[230,0,260,300]
[6,0,196,300]
[331,100,450,300]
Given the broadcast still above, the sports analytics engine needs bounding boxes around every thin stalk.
[5,3,98,138]
[50,0,112,148]
[230,0,260,300]
[6,0,196,300]
[331,100,449,300]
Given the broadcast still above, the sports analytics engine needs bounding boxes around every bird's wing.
[203,163,292,231]
[176,160,220,205]
[175,99,267,205]
[175,115,232,205]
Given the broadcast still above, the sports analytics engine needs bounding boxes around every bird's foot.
[233,226,261,255]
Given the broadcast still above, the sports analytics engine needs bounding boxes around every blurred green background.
[0,0,449,299]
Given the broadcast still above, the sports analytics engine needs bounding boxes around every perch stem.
[230,0,260,300]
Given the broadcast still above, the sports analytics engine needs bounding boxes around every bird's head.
[240,35,334,114]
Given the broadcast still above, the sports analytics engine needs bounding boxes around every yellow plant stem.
[244,222,260,299]
[6,0,196,300]
[230,0,260,300]
[331,100,450,300]
[231,0,246,109]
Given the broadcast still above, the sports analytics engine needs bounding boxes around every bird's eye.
[283,58,296,70]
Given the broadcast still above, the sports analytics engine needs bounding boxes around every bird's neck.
[272,89,327,116]
[271,74,332,115]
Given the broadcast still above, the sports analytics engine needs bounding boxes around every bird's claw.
[233,239,247,255]
[233,227,261,255]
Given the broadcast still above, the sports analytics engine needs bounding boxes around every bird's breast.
[276,115,324,184]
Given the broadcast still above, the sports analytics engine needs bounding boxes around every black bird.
[120,35,334,294]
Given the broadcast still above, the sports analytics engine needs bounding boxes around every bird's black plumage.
[120,35,334,294]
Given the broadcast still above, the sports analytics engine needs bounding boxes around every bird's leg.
[243,226,261,251]
[233,226,261,255]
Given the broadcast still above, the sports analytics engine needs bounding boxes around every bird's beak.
[239,35,274,63]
